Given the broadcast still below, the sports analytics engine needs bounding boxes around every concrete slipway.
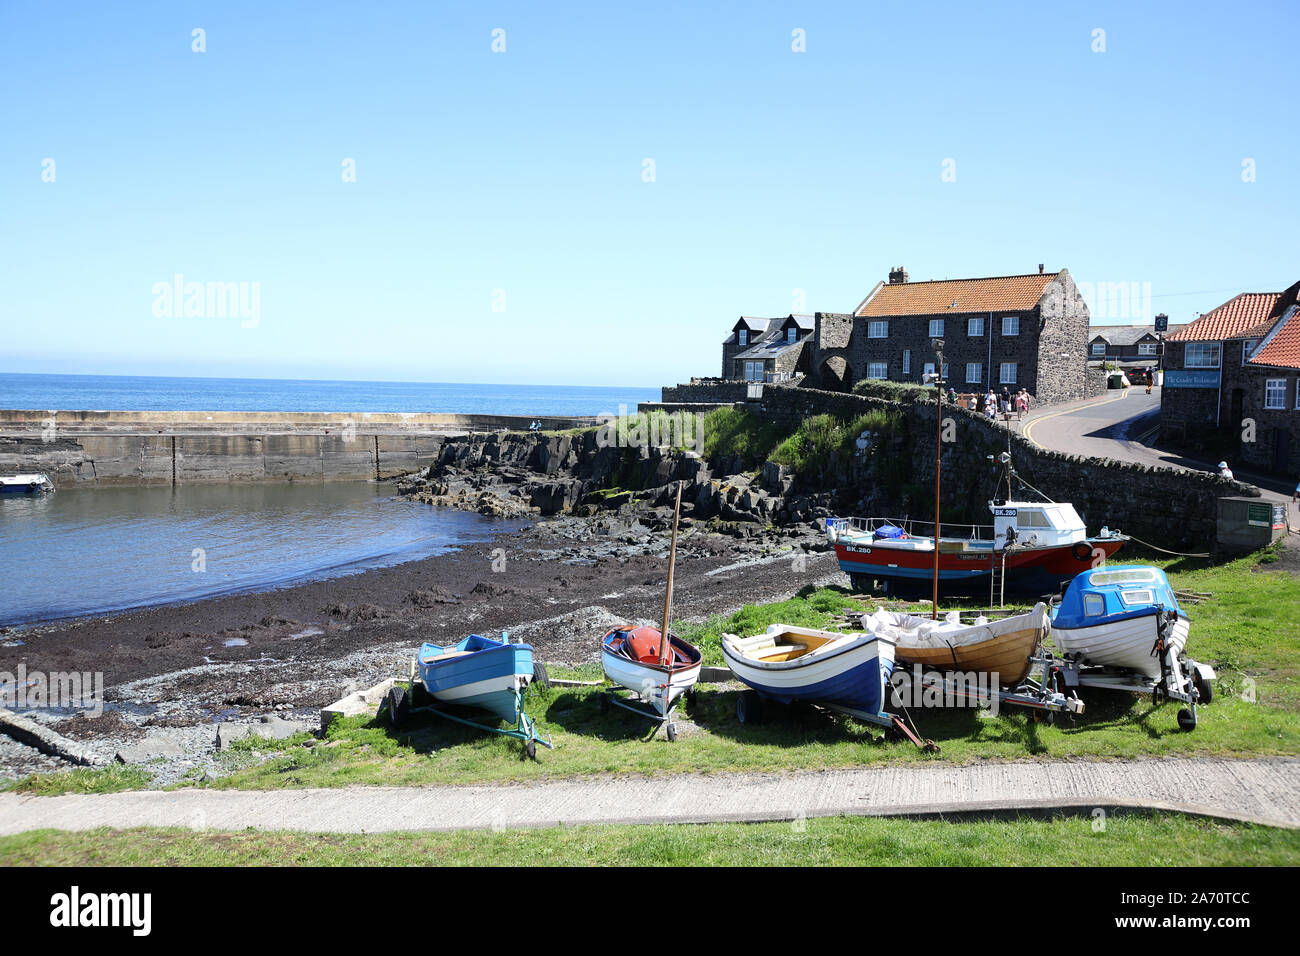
[1,757,1297,834]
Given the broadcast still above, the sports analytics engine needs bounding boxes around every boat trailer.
[1049,650,1215,732]
[600,681,693,742]
[902,651,1087,725]
[385,665,555,760]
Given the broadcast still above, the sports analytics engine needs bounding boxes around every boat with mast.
[598,481,702,740]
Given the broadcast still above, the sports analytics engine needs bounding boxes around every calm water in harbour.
[0,482,521,628]
[0,373,660,416]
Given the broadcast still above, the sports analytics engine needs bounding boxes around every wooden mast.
[659,481,683,667]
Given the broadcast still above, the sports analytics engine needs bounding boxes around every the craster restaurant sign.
[1164,369,1221,388]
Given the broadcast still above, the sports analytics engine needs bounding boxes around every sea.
[0,372,660,416]
[0,372,659,626]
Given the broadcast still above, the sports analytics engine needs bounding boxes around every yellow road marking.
[1022,391,1128,449]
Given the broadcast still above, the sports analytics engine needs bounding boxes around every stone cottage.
[721,314,814,381]
[845,266,1091,403]
[1162,280,1300,474]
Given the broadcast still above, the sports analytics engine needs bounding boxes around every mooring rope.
[1119,533,1210,559]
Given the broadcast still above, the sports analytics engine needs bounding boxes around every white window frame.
[928,319,944,338]
[902,349,911,375]
[1002,315,1019,336]
[737,329,748,346]
[965,363,982,384]
[1242,339,1260,363]
[967,317,984,337]
[868,320,888,339]
[867,361,888,380]
[786,327,797,344]
[1091,342,1106,356]
[1264,378,1286,410]
[999,362,1018,384]
[743,360,766,382]
[1184,343,1221,368]
[1137,342,1156,356]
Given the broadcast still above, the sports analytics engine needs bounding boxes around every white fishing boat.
[0,473,55,495]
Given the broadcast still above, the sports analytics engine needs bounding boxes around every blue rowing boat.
[387,631,554,758]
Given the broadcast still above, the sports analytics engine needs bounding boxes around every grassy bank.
[9,545,1297,796]
[2,812,1295,866]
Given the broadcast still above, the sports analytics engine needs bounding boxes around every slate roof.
[1089,325,1162,347]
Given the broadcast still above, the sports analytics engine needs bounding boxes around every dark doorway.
[1274,428,1291,473]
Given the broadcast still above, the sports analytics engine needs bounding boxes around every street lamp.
[930,338,944,620]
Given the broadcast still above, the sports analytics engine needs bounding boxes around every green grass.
[768,410,900,476]
[1,764,151,796]
[10,548,1298,796]
[2,812,1295,866]
[697,406,790,466]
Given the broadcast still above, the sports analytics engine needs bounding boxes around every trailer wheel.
[531,661,550,692]
[523,738,537,761]
[736,690,764,726]
[1177,708,1196,732]
[386,686,409,727]
[666,722,678,742]
[1193,672,1213,705]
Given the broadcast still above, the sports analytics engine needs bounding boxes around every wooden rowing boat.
[858,603,1049,686]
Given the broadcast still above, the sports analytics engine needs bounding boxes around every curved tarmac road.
[1,757,1297,834]
[1016,387,1297,526]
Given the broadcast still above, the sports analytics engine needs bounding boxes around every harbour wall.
[0,410,598,486]
[644,382,1257,551]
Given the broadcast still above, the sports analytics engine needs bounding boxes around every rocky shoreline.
[0,492,841,786]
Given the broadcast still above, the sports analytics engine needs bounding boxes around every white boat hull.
[601,651,700,717]
[1052,612,1188,678]
[722,625,896,713]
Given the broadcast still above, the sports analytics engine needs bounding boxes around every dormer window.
[738,329,748,346]
[787,327,797,344]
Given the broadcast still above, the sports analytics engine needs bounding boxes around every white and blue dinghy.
[1050,565,1215,731]
[721,624,933,748]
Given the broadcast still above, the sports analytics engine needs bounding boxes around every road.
[1015,387,1296,520]
[0,757,1296,834]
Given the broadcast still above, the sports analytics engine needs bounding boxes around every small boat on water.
[388,630,552,758]
[0,473,54,495]
[857,603,1050,687]
[1050,566,1187,678]
[599,481,702,740]
[721,624,896,723]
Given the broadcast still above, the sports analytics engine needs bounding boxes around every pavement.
[1,757,1297,834]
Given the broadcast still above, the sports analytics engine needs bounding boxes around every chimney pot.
[1038,263,1044,274]
[888,266,908,284]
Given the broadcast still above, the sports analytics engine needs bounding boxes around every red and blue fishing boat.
[826,455,1126,594]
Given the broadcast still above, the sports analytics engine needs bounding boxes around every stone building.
[720,314,814,381]
[847,267,1091,403]
[1087,324,1184,364]
[1162,281,1300,474]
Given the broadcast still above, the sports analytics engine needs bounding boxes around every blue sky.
[1,0,1296,387]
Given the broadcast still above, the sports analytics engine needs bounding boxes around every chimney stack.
[888,266,908,284]
[1038,263,1044,274]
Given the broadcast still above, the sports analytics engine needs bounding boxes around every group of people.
[979,387,1030,422]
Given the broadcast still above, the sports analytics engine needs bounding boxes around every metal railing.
[827,515,994,541]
